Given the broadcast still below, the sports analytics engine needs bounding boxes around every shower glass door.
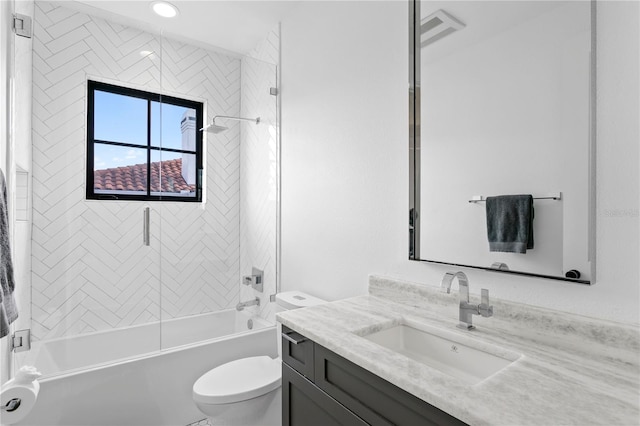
[156,36,280,350]
[1,0,17,386]
[237,56,279,326]
[10,0,280,378]
[16,2,164,377]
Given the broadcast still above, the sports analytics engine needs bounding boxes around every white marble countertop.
[276,276,640,426]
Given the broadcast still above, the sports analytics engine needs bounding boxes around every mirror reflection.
[411,0,594,283]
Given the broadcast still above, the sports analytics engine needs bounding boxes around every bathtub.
[15,310,277,426]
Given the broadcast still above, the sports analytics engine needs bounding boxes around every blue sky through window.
[94,90,194,170]
[152,102,195,151]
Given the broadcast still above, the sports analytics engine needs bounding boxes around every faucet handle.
[481,288,489,305]
[479,288,493,317]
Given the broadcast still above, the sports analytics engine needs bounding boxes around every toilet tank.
[275,291,326,357]
[275,291,326,312]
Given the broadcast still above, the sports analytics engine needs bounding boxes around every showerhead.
[202,123,229,134]
[200,115,260,134]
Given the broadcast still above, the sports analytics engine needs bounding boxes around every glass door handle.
[143,207,150,246]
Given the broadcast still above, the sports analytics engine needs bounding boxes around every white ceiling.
[65,0,300,56]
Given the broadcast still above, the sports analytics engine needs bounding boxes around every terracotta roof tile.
[94,158,195,194]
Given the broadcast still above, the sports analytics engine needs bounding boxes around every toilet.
[192,291,326,425]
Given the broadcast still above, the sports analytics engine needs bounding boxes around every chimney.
[181,110,196,185]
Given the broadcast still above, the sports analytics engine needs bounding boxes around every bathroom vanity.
[277,276,640,425]
[281,325,465,425]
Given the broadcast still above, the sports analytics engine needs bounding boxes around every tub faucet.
[441,271,493,330]
[236,297,260,311]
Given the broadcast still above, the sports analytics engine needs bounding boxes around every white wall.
[280,0,639,324]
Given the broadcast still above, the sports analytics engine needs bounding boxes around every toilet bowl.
[193,356,281,425]
[192,291,325,425]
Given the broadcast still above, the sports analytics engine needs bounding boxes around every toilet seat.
[193,356,281,405]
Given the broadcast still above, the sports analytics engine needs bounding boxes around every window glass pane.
[150,150,196,197]
[151,102,197,151]
[94,91,147,146]
[93,144,148,195]
[88,82,202,201]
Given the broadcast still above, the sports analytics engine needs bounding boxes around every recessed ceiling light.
[151,1,179,18]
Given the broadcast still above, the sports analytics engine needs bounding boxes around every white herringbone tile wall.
[31,2,242,341]
[239,27,279,323]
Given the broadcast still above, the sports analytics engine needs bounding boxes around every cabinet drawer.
[314,344,468,426]
[283,363,368,426]
[282,326,315,380]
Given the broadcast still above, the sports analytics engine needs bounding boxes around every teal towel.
[486,195,534,253]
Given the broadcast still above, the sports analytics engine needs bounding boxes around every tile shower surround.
[30,2,278,341]
[239,28,279,324]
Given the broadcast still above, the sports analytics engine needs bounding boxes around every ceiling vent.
[421,10,466,47]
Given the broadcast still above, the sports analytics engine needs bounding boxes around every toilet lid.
[275,291,326,309]
[193,356,281,405]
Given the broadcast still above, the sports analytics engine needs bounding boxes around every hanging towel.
[1,169,18,338]
[485,194,534,254]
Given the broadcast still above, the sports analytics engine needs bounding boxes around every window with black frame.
[87,80,204,202]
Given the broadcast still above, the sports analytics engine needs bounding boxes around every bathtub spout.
[236,297,260,311]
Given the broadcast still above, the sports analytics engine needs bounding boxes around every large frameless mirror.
[409,0,596,284]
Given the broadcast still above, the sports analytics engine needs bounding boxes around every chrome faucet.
[236,297,260,311]
[441,271,493,330]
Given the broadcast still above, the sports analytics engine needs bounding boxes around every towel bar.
[468,192,562,203]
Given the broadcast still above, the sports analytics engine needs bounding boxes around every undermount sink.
[361,318,521,385]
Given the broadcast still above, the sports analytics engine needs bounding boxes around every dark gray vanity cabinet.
[281,326,468,426]
[283,363,368,426]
